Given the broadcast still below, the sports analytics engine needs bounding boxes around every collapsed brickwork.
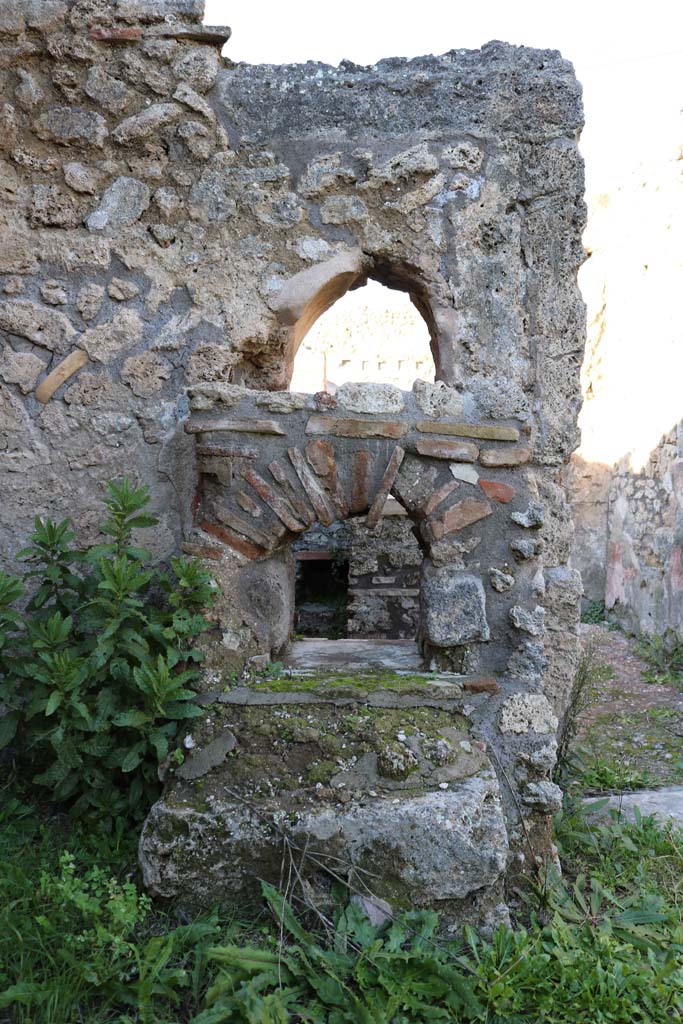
[0,0,586,926]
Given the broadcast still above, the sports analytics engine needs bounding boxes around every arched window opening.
[289,279,436,394]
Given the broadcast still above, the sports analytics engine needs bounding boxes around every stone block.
[417,422,520,442]
[336,382,405,415]
[415,438,478,462]
[479,447,532,467]
[0,299,74,353]
[306,415,408,440]
[421,564,490,645]
[499,694,558,735]
[450,463,479,485]
[413,379,463,418]
[86,176,151,231]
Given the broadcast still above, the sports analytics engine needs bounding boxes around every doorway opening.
[294,551,349,639]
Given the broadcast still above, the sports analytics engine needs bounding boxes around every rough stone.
[509,605,546,636]
[413,379,463,418]
[63,162,100,195]
[511,501,545,528]
[499,694,558,735]
[15,69,43,112]
[336,382,405,415]
[84,67,137,115]
[86,177,151,231]
[111,103,184,145]
[76,283,104,322]
[421,565,490,645]
[121,352,172,397]
[0,348,48,393]
[108,278,140,302]
[319,195,368,224]
[35,106,107,148]
[489,568,515,593]
[39,281,68,306]
[510,537,543,561]
[173,49,220,93]
[30,185,78,228]
[0,300,74,353]
[78,309,143,363]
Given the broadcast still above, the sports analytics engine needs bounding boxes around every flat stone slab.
[585,787,683,826]
[283,638,423,671]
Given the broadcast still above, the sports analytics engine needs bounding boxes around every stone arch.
[243,251,450,391]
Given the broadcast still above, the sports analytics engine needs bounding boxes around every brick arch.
[185,384,533,667]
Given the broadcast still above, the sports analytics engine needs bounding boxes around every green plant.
[636,629,683,689]
[554,645,613,787]
[581,600,606,624]
[0,479,216,823]
[0,794,223,1024]
[2,789,683,1023]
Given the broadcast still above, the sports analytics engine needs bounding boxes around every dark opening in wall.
[294,551,349,638]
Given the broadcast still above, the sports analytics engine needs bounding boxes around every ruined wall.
[570,149,683,633]
[0,0,586,927]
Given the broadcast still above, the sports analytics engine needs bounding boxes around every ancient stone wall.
[0,0,586,927]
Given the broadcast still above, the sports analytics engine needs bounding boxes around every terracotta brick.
[287,447,336,526]
[89,26,142,41]
[214,503,274,548]
[429,497,493,540]
[186,417,285,436]
[181,541,223,561]
[196,443,259,460]
[415,438,479,462]
[350,450,372,514]
[462,676,501,695]
[305,439,349,518]
[479,479,516,503]
[367,446,405,529]
[422,479,459,517]
[479,447,532,467]
[268,460,316,524]
[235,490,263,517]
[417,421,520,442]
[305,414,408,440]
[242,468,306,532]
[199,520,263,560]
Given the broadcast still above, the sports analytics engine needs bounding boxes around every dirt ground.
[567,624,683,792]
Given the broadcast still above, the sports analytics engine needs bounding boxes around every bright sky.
[205,0,683,192]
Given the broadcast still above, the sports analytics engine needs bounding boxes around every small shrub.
[0,479,216,823]
[581,600,606,624]
[636,629,683,689]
